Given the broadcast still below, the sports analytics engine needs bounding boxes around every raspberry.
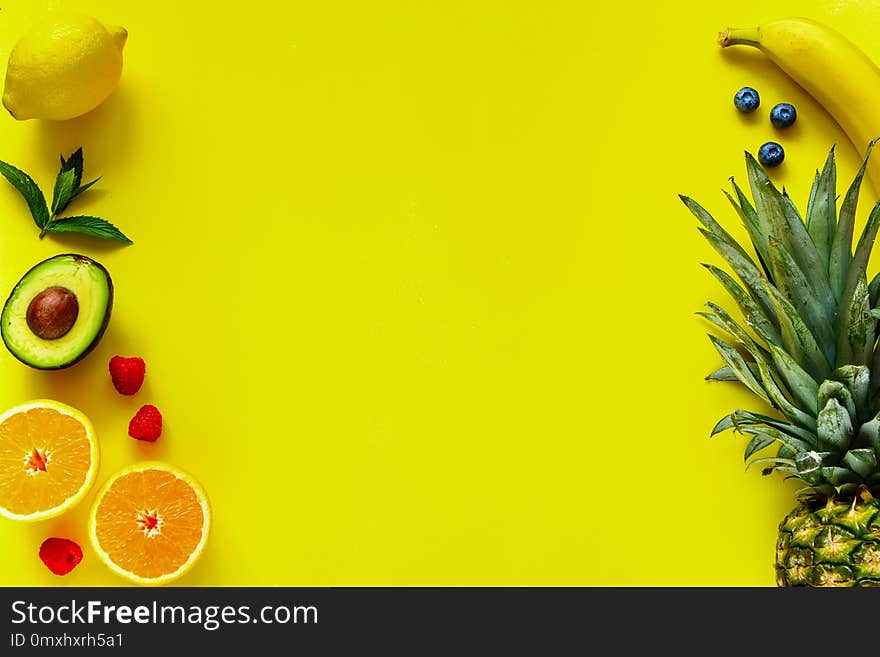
[129,404,162,442]
[39,537,83,576]
[109,356,146,395]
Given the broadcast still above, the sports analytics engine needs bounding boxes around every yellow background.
[0,0,879,586]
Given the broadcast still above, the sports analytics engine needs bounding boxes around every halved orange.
[89,462,210,585]
[0,399,99,521]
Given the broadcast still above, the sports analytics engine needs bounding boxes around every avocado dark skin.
[1,254,114,370]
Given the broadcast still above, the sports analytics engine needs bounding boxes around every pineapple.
[682,140,880,587]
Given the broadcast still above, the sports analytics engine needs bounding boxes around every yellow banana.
[719,17,880,196]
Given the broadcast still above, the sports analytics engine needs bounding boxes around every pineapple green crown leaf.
[683,138,880,502]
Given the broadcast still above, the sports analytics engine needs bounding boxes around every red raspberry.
[129,404,162,442]
[109,356,146,395]
[39,537,83,576]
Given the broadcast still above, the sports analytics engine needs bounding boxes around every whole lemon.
[2,13,127,121]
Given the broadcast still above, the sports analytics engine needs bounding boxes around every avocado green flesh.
[1,254,112,369]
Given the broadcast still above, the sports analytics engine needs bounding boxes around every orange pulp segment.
[89,463,210,585]
[0,400,99,521]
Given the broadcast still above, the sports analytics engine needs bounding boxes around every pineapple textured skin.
[776,496,880,586]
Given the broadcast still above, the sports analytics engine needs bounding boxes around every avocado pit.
[26,287,79,340]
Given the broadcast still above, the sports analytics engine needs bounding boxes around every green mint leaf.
[0,159,50,229]
[60,148,84,190]
[51,150,97,215]
[69,176,101,203]
[45,215,133,244]
[51,167,77,215]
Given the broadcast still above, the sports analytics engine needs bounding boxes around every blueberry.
[758,142,785,168]
[734,87,760,113]
[770,103,797,128]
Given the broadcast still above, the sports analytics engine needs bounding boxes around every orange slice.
[0,399,99,521]
[89,462,210,585]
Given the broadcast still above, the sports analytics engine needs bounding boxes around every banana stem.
[718,27,762,48]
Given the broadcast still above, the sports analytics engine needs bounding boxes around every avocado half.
[1,254,113,369]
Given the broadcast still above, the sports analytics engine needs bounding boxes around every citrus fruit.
[0,399,99,521]
[2,13,127,121]
[89,463,211,585]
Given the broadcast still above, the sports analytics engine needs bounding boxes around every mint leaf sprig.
[0,148,132,244]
